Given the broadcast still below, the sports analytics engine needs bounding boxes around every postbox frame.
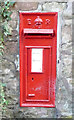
[19,12,58,107]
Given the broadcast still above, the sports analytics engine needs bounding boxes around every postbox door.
[25,46,51,102]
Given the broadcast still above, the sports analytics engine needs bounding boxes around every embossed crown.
[34,16,43,25]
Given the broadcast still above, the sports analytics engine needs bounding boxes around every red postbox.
[19,12,58,107]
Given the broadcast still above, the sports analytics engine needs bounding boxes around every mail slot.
[19,12,58,107]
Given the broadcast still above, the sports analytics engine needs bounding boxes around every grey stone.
[1,1,73,119]
[36,108,48,117]
[47,108,56,118]
[14,55,19,71]
[14,0,68,2]
[3,109,14,118]
[5,36,18,42]
[4,41,18,55]
[67,78,72,87]
[68,0,74,2]
[4,69,10,74]
[11,11,18,21]
[9,20,17,29]
[11,29,18,37]
[41,115,48,118]
[43,2,66,12]
[63,19,72,26]
[14,2,38,11]
[62,25,72,44]
[37,4,42,11]
[63,2,72,18]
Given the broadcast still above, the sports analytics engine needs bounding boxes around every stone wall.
[1,0,73,119]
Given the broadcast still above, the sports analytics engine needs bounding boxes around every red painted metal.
[19,12,58,107]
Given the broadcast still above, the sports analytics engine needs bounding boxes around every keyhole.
[32,78,34,81]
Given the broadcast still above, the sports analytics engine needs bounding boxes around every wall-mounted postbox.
[19,12,58,107]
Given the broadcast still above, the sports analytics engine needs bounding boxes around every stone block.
[4,69,10,74]
[56,82,72,117]
[3,109,14,118]
[14,0,68,2]
[11,29,18,37]
[72,2,74,15]
[63,2,72,19]
[62,44,72,55]
[36,108,48,118]
[9,20,17,29]
[63,19,72,26]
[68,0,74,2]
[4,41,18,56]
[13,2,38,11]
[62,25,72,45]
[14,55,19,71]
[2,59,15,73]
[67,78,72,86]
[61,56,72,79]
[11,11,18,20]
[5,36,18,42]
[6,78,17,92]
[43,2,66,12]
